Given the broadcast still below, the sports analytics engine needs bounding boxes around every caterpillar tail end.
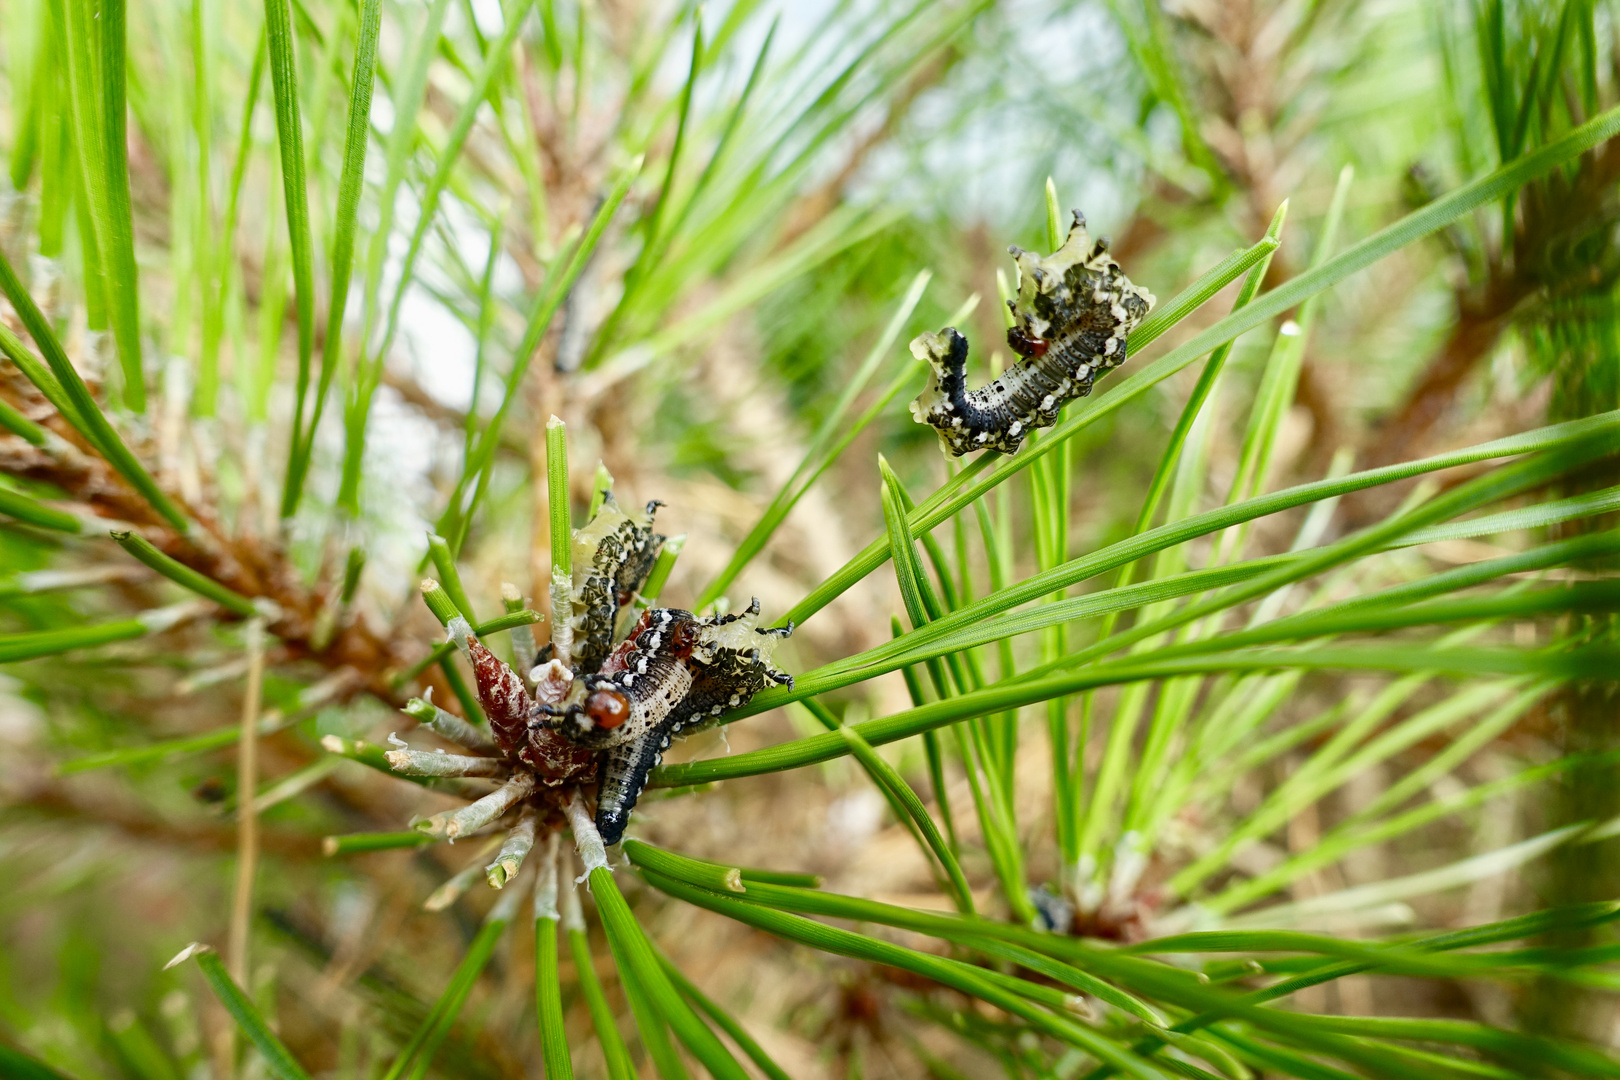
[908,328,979,458]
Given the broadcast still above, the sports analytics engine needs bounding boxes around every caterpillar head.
[584,686,631,731]
[530,677,635,749]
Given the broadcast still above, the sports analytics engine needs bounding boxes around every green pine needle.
[167,946,312,1080]
[110,531,258,616]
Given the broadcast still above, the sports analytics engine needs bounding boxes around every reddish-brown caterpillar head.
[1007,325,1049,358]
[667,617,701,659]
[585,687,631,730]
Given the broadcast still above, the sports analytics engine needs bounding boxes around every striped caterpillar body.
[558,496,792,843]
[567,493,665,674]
[536,601,793,845]
[549,608,703,751]
[910,211,1155,456]
[419,492,792,857]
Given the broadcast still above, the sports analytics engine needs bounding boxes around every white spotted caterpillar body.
[910,211,1155,456]
[521,489,795,844]
[537,601,792,844]
[438,491,792,849]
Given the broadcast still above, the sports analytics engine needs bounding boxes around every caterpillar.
[535,601,793,845]
[910,211,1155,456]
[545,608,704,751]
[426,491,792,852]
[566,493,665,675]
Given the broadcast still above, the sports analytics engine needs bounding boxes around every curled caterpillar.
[910,211,1155,456]
[534,601,793,845]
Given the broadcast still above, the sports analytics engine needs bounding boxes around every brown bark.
[1,359,457,716]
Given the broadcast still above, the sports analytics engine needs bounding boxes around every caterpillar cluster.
[382,213,1145,894]
[423,493,792,850]
[910,211,1155,456]
[540,602,792,844]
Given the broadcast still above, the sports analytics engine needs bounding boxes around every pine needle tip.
[164,942,214,970]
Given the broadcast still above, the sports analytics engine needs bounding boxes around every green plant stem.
[729,411,1620,720]
[624,841,1163,1023]
[0,323,87,434]
[547,416,572,580]
[57,686,327,772]
[1006,434,1616,691]
[383,889,519,1080]
[341,547,366,602]
[0,615,154,669]
[1116,200,1288,597]
[895,616,960,855]
[623,839,744,893]
[640,535,684,606]
[390,608,544,688]
[440,659,485,725]
[426,534,478,623]
[0,259,188,531]
[639,869,1174,1078]
[587,462,614,520]
[838,725,974,914]
[340,0,584,516]
[657,951,793,1080]
[280,0,383,517]
[170,946,311,1080]
[319,736,440,789]
[433,155,641,532]
[0,397,46,444]
[535,867,574,1080]
[0,486,80,532]
[110,531,259,616]
[366,0,540,373]
[546,415,573,665]
[589,866,753,1080]
[0,1045,78,1080]
[880,455,1032,922]
[631,14,702,284]
[738,866,824,888]
[262,0,316,501]
[645,864,1614,1080]
[619,967,690,1080]
[652,641,1615,788]
[1086,906,1620,1080]
[440,213,509,559]
[567,916,637,1080]
[1043,176,1063,251]
[322,831,435,855]
[59,0,145,408]
[696,269,933,608]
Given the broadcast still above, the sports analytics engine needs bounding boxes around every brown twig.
[227,618,267,986]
